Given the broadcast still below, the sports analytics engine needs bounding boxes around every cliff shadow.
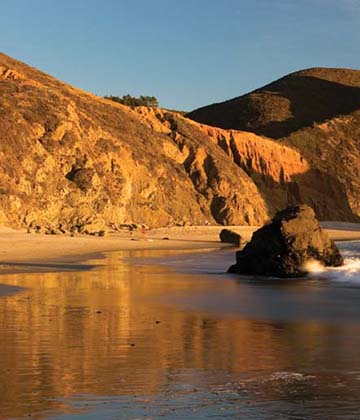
[255,76,360,139]
[242,166,360,223]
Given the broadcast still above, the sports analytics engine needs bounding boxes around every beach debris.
[228,205,343,277]
[119,223,138,231]
[219,229,242,247]
[25,218,108,236]
[80,219,108,236]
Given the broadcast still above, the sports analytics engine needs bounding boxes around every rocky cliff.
[0,54,357,233]
[188,68,360,219]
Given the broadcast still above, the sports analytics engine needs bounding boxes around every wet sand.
[320,221,360,241]
[0,229,360,418]
[0,225,254,264]
[0,222,359,296]
[0,283,23,297]
[1,241,360,419]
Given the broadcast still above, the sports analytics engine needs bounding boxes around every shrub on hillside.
[104,94,158,108]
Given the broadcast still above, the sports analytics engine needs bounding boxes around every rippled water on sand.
[0,243,360,419]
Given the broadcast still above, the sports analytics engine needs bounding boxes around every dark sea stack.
[219,229,242,247]
[228,205,344,278]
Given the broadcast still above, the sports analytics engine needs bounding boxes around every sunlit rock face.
[188,67,360,220]
[228,205,344,278]
[0,53,358,233]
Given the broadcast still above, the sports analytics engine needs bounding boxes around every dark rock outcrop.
[228,205,343,278]
[219,229,242,247]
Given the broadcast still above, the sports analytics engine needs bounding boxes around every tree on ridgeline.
[104,94,159,108]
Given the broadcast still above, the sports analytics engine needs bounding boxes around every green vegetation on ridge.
[104,94,158,108]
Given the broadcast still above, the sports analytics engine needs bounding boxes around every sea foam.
[306,256,360,284]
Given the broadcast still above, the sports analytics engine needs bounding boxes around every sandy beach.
[0,225,255,265]
[0,223,360,419]
[0,222,359,296]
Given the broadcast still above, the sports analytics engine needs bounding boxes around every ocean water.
[0,242,360,419]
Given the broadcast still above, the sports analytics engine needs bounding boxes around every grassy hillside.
[187,68,360,218]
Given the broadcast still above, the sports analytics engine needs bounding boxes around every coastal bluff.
[188,67,360,220]
[0,53,358,234]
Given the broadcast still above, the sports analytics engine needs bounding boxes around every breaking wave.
[305,242,360,284]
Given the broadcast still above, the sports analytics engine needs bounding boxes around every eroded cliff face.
[135,107,356,222]
[0,53,357,233]
[0,53,269,231]
[188,67,360,221]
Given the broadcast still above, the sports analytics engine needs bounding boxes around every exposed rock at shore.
[228,205,344,278]
[219,229,242,247]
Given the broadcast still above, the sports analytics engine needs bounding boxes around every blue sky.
[1,0,359,110]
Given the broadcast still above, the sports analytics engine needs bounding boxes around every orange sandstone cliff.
[0,53,357,233]
[188,67,360,220]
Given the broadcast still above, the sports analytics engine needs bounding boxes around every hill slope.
[187,68,360,217]
[187,68,360,138]
[0,55,357,233]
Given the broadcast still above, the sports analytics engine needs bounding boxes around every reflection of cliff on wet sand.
[1,250,360,418]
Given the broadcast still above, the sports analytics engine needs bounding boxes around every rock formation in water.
[228,205,344,278]
[188,68,360,220]
[0,53,358,233]
[219,229,242,247]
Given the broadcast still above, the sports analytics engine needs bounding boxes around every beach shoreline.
[0,222,360,297]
